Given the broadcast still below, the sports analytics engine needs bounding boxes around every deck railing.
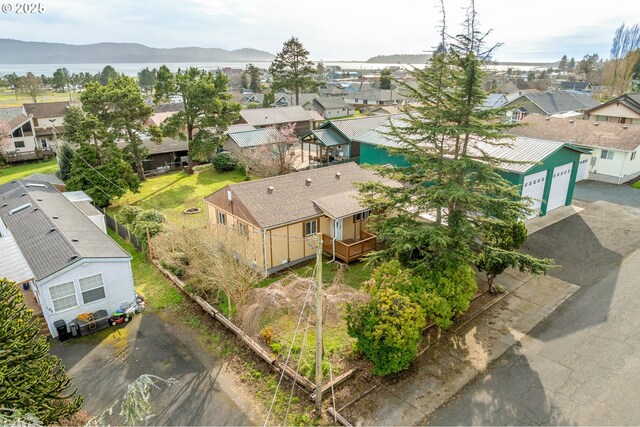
[4,148,54,163]
[322,231,377,263]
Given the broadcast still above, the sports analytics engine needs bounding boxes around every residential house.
[510,115,640,184]
[0,106,52,163]
[583,93,640,124]
[204,162,400,275]
[117,137,189,174]
[300,114,402,164]
[0,180,135,338]
[501,90,600,121]
[559,81,593,92]
[481,93,509,110]
[354,123,587,218]
[237,106,323,136]
[303,97,353,119]
[23,101,76,151]
[144,102,185,127]
[343,89,406,109]
[61,190,108,233]
[273,92,318,108]
[494,79,536,94]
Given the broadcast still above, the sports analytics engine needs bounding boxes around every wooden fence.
[100,208,143,252]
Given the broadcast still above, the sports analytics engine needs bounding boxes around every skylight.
[9,203,32,215]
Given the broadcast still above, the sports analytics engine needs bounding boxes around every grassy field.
[0,158,58,185]
[0,89,79,107]
[108,165,246,223]
[632,181,640,189]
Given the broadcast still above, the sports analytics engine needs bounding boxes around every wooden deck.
[4,148,54,164]
[322,232,377,263]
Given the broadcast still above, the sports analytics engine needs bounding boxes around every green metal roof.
[308,128,349,147]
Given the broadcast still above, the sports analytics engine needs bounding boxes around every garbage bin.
[54,319,70,342]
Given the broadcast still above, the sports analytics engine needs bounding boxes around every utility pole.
[315,232,323,413]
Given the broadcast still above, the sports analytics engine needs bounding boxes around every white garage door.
[576,157,589,182]
[547,163,573,212]
[522,170,547,219]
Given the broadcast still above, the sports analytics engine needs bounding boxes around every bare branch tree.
[0,119,12,161]
[237,123,298,178]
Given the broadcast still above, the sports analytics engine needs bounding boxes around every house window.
[238,222,248,238]
[304,219,318,236]
[12,127,23,138]
[14,140,25,148]
[79,274,106,304]
[600,150,614,160]
[354,210,371,222]
[49,282,78,312]
[218,211,226,225]
[632,151,637,161]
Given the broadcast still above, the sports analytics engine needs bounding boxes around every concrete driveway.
[426,198,640,425]
[50,313,257,426]
[573,180,640,208]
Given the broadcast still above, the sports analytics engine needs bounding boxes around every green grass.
[108,165,246,223]
[108,229,184,310]
[0,158,58,185]
[632,181,640,189]
[258,259,372,289]
[0,89,79,107]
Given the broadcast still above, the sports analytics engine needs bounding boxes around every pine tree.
[358,2,552,284]
[56,143,74,182]
[269,37,317,105]
[558,55,568,72]
[153,67,241,173]
[379,68,392,90]
[0,278,82,424]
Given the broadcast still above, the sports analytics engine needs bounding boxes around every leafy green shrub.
[136,209,166,224]
[424,264,477,317]
[347,288,425,376]
[119,205,143,225]
[212,152,239,172]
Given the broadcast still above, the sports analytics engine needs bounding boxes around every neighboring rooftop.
[205,162,399,229]
[227,127,286,148]
[505,90,600,115]
[312,96,349,110]
[0,180,130,280]
[0,106,29,129]
[239,106,323,127]
[327,114,403,139]
[154,102,185,113]
[510,115,640,151]
[585,93,640,116]
[24,173,65,187]
[23,101,75,119]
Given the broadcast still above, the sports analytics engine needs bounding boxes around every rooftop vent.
[594,122,599,126]
[71,238,79,242]
[305,178,312,185]
[569,120,575,123]
[52,216,59,219]
[9,203,32,215]
[1,203,6,208]
[32,208,39,212]
[267,186,275,192]
[70,255,78,261]
[49,228,56,233]
[335,172,342,178]
[25,183,46,188]
[623,125,628,129]
[36,199,42,201]
[545,117,550,120]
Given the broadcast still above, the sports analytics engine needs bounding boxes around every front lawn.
[632,181,640,189]
[0,158,58,185]
[108,165,246,223]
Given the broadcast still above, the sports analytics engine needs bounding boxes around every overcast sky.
[1,0,638,62]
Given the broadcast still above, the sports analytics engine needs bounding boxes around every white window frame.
[49,281,78,313]
[218,210,226,225]
[238,222,249,238]
[631,151,637,161]
[304,219,318,236]
[600,150,614,160]
[79,274,107,305]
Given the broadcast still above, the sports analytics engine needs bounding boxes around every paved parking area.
[426,199,640,425]
[50,313,257,426]
[573,180,640,208]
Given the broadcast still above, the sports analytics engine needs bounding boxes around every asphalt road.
[51,312,256,426]
[426,186,640,425]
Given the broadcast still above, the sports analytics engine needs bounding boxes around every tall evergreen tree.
[99,65,119,86]
[153,67,241,173]
[56,143,75,181]
[0,278,82,424]
[358,2,552,286]
[80,77,155,180]
[245,63,262,93]
[558,55,568,72]
[137,67,157,93]
[379,68,392,90]
[269,37,317,105]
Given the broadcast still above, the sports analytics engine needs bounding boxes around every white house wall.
[0,228,34,284]
[622,149,640,181]
[37,258,135,337]
[587,147,630,184]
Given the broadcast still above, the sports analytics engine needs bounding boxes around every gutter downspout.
[263,228,268,277]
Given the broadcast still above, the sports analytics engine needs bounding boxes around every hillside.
[366,54,430,64]
[0,39,275,64]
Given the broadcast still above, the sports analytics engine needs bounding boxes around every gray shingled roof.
[313,97,349,110]
[510,115,640,151]
[506,91,600,115]
[205,162,399,228]
[239,106,322,126]
[227,128,285,148]
[0,107,29,129]
[23,101,75,119]
[0,180,130,281]
[24,173,65,187]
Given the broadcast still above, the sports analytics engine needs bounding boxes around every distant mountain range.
[0,39,276,64]
[366,54,430,64]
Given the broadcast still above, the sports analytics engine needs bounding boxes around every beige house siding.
[587,103,640,123]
